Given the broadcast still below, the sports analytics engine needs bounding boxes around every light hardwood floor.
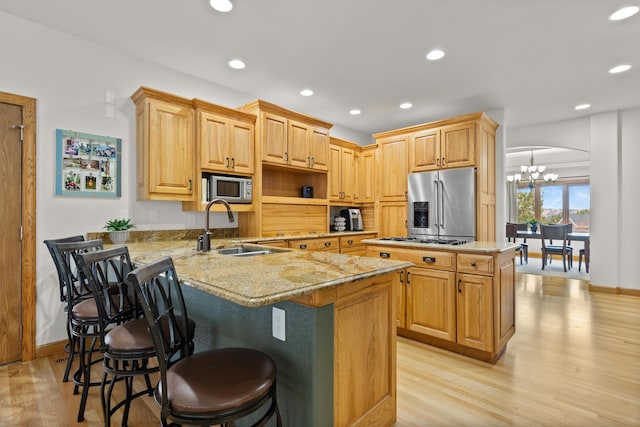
[1,273,639,426]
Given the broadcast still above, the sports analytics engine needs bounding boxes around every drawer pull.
[347,239,353,244]
[299,244,307,249]
[324,241,331,247]
[423,256,436,263]
[471,261,477,267]
[379,252,391,258]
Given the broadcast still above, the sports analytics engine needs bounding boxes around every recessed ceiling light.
[349,109,361,115]
[575,104,591,110]
[228,59,245,69]
[609,64,632,74]
[400,102,413,109]
[300,89,314,97]
[609,6,639,21]
[426,49,445,61]
[210,0,233,12]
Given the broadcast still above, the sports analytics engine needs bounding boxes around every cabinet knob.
[347,239,353,245]
[471,261,477,267]
[324,241,331,247]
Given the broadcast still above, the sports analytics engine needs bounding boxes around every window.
[517,180,590,231]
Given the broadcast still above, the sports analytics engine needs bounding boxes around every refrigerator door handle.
[434,179,440,230]
[439,179,445,228]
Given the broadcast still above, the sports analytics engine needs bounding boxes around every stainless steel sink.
[216,245,289,257]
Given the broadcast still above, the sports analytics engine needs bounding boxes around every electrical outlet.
[272,307,286,341]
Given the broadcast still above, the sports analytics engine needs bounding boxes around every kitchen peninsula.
[365,238,518,363]
[124,238,412,427]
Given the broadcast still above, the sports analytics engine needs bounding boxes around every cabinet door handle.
[347,239,353,245]
[423,256,436,263]
[437,158,440,167]
[406,271,411,284]
[471,261,477,267]
[225,157,230,168]
[299,244,307,249]
[231,157,235,168]
[442,157,446,166]
[458,279,462,293]
[311,156,315,166]
[284,151,288,162]
[379,252,391,258]
[324,241,331,247]
[188,179,192,191]
[398,271,403,283]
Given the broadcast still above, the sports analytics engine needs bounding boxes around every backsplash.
[86,228,239,243]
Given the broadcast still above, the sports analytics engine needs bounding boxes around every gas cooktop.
[379,237,470,246]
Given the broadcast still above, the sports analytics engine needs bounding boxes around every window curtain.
[507,181,518,222]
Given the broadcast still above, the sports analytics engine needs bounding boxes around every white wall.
[619,108,640,289]
[1,11,373,346]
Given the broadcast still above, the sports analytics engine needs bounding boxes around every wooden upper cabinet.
[198,107,255,175]
[440,121,475,169]
[131,87,195,201]
[409,122,475,172]
[359,145,376,203]
[329,138,356,203]
[263,112,288,164]
[409,129,440,172]
[309,127,329,171]
[241,100,332,172]
[378,135,408,201]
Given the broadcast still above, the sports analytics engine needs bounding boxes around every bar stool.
[56,240,122,422]
[127,257,282,427]
[76,246,196,427]
[44,235,86,382]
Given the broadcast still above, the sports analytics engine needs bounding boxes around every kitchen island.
[125,239,412,427]
[364,238,519,363]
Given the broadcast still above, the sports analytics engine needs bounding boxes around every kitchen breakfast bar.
[124,239,412,427]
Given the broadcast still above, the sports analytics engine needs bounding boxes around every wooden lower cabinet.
[289,236,339,253]
[406,268,456,342]
[294,272,398,426]
[366,244,516,362]
[338,233,377,255]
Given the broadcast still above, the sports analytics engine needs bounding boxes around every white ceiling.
[1,0,639,136]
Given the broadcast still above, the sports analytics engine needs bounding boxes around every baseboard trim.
[35,339,67,359]
[589,284,640,297]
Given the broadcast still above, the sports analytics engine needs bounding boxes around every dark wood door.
[0,101,22,365]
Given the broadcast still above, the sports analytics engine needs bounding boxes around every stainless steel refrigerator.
[407,167,476,241]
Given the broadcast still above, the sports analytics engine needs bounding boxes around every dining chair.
[43,234,86,382]
[540,224,573,272]
[127,256,282,427]
[506,223,528,264]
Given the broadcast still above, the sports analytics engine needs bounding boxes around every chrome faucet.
[199,198,235,252]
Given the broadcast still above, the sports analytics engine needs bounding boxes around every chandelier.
[507,151,558,190]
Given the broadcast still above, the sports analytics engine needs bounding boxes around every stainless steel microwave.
[207,175,252,203]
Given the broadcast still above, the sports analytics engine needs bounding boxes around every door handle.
[406,271,411,284]
[458,279,462,293]
[188,179,192,191]
[398,271,403,283]
[225,157,230,168]
[231,157,235,168]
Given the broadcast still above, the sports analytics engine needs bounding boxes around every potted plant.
[528,219,539,233]
[104,218,135,244]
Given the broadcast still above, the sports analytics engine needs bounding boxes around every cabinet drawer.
[289,237,339,251]
[367,245,455,271]
[457,253,494,276]
[339,233,377,248]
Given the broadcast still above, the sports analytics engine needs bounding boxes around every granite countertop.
[125,239,411,307]
[241,230,378,242]
[362,238,520,253]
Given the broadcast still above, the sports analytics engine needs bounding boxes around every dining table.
[516,230,590,273]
